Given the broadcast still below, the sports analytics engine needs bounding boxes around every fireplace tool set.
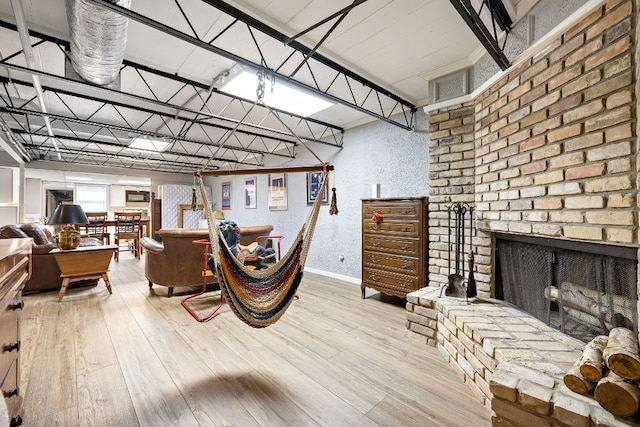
[443,202,476,300]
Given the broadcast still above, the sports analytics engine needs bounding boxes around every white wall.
[204,110,431,283]
[0,167,17,203]
[24,178,42,220]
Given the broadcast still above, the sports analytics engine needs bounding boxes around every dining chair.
[114,211,142,261]
[84,212,109,244]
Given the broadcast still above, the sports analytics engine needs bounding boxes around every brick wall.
[427,0,637,298]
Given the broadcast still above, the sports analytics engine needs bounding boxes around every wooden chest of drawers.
[361,197,428,298]
[0,239,31,426]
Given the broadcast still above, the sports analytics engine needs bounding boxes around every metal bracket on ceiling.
[449,0,513,71]
[283,0,368,45]
[284,0,369,77]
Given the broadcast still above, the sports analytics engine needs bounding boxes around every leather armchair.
[140,225,274,297]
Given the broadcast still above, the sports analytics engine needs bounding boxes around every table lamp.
[48,204,89,250]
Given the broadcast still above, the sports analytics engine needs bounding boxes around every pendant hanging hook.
[256,68,275,100]
[256,69,265,100]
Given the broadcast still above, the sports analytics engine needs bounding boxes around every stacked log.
[564,335,607,394]
[564,328,640,419]
[579,335,608,382]
[563,359,595,395]
[595,370,640,418]
[603,327,640,381]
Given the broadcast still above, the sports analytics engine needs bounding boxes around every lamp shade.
[48,204,89,225]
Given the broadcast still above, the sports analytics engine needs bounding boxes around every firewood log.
[544,283,634,331]
[603,327,640,381]
[595,370,640,418]
[562,306,608,332]
[579,335,608,382]
[564,359,595,395]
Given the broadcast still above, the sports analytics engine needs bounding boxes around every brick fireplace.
[426,0,638,300]
[406,0,640,425]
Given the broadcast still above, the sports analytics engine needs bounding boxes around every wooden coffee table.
[51,244,117,302]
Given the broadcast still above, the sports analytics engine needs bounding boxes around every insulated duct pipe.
[65,0,131,85]
[0,119,31,163]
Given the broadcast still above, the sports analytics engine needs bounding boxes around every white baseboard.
[303,267,361,285]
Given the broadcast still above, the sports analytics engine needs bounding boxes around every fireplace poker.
[448,204,452,277]
[444,203,468,298]
[467,206,477,298]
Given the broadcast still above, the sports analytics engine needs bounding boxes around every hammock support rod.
[197,164,333,176]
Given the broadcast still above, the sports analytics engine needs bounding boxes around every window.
[76,185,108,213]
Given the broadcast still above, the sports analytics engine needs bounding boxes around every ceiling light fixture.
[129,136,171,152]
[117,179,151,185]
[220,69,334,117]
[65,176,93,181]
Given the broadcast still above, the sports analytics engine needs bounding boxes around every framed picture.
[307,171,328,205]
[221,181,231,210]
[268,173,287,211]
[244,176,257,209]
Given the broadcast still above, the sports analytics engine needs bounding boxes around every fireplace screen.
[496,236,638,342]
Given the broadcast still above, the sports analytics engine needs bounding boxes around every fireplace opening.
[495,233,638,342]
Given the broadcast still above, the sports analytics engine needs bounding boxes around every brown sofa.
[139,225,274,297]
[0,223,102,294]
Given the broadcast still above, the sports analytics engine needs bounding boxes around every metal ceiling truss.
[1,75,304,158]
[88,0,416,130]
[0,78,293,173]
[0,19,344,173]
[449,0,513,71]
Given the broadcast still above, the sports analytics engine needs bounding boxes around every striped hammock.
[197,168,329,328]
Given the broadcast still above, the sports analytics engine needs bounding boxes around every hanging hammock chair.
[196,165,331,328]
[191,68,338,327]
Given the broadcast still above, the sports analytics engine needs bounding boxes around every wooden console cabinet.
[361,197,428,298]
[0,239,31,426]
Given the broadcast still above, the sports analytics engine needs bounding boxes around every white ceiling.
[24,167,151,187]
[2,0,538,106]
[0,0,540,174]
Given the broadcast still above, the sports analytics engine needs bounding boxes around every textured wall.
[204,110,431,283]
[159,184,211,229]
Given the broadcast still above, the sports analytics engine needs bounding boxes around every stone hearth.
[406,288,639,426]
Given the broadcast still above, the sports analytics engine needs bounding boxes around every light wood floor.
[20,251,491,426]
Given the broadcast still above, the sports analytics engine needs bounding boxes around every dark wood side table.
[51,245,117,302]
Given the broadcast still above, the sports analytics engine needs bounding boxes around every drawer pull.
[3,342,19,353]
[3,389,17,398]
[370,274,379,281]
[370,257,379,264]
[370,240,381,247]
[398,244,409,250]
[399,263,410,269]
[11,301,22,311]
